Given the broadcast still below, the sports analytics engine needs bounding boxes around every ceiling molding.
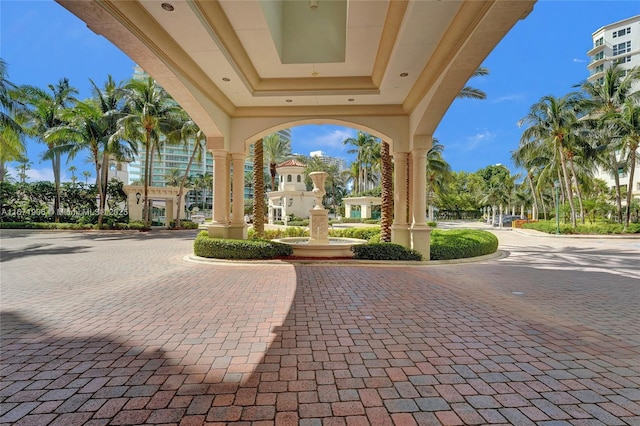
[233,104,407,118]
[371,0,409,87]
[403,0,494,114]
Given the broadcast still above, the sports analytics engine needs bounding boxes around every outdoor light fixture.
[400,72,409,77]
[161,3,174,12]
[310,0,319,9]
[136,192,142,204]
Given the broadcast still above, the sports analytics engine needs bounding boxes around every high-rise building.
[309,150,347,172]
[587,15,640,86]
[587,15,640,204]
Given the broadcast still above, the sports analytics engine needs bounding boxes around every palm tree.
[426,139,452,219]
[614,97,640,229]
[253,139,265,237]
[117,76,182,226]
[263,133,291,191]
[46,76,132,226]
[343,131,380,193]
[518,93,582,228]
[16,155,31,183]
[0,58,26,183]
[21,78,78,222]
[68,165,77,184]
[82,170,91,185]
[457,67,489,100]
[380,141,393,241]
[579,64,640,222]
[164,168,182,186]
[170,116,205,228]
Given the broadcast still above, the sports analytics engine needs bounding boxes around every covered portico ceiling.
[56,0,535,139]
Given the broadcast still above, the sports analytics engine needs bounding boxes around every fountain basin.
[274,237,367,258]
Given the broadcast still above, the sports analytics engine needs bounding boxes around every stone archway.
[123,185,184,228]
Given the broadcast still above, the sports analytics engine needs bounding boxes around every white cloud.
[490,94,525,104]
[463,130,496,151]
[572,58,586,63]
[5,165,67,183]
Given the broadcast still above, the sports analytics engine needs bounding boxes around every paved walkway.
[1,227,639,425]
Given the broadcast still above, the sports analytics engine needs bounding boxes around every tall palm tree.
[170,116,205,228]
[117,76,182,226]
[579,64,640,222]
[21,78,78,222]
[46,76,132,226]
[0,59,26,183]
[614,97,640,229]
[380,141,393,241]
[426,139,452,218]
[343,131,378,193]
[68,165,77,184]
[263,133,291,191]
[518,93,582,228]
[253,139,265,237]
[82,170,91,185]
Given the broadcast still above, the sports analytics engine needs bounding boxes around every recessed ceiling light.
[285,99,293,103]
[347,98,355,102]
[311,72,319,77]
[161,3,174,11]
[400,72,409,77]
[222,77,230,82]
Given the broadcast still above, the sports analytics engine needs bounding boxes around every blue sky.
[2,0,640,182]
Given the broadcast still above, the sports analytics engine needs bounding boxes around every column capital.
[210,149,228,159]
[231,152,246,161]
[412,134,433,151]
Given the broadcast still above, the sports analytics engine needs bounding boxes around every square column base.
[391,224,411,248]
[206,223,247,240]
[410,225,432,261]
[308,209,329,245]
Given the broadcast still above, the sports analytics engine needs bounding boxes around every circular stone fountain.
[274,171,367,258]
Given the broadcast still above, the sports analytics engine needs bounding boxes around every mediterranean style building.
[587,15,640,204]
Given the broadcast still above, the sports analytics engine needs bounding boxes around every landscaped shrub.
[248,226,309,240]
[169,219,199,229]
[0,221,150,231]
[194,231,293,259]
[351,243,423,261]
[329,227,381,242]
[288,220,310,227]
[523,220,640,234]
[340,218,363,223]
[430,229,498,260]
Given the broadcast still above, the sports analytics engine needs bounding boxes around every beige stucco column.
[207,149,229,238]
[410,136,433,260]
[345,203,352,219]
[228,152,247,239]
[391,152,410,247]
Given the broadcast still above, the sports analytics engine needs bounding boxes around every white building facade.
[587,15,640,204]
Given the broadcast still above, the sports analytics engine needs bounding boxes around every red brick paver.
[1,229,639,425]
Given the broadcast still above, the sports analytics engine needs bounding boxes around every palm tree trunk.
[99,154,109,226]
[380,141,393,242]
[175,142,200,228]
[610,151,623,222]
[527,173,538,221]
[624,145,638,230]
[568,158,585,224]
[558,148,576,228]
[53,154,61,223]
[143,132,151,227]
[270,162,276,192]
[253,139,265,238]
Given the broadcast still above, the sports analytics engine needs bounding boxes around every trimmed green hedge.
[352,243,423,261]
[328,227,381,241]
[430,229,498,260]
[248,226,309,240]
[194,231,293,259]
[523,220,640,234]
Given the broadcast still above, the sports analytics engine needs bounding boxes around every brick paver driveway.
[1,228,639,425]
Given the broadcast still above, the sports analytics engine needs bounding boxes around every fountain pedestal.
[307,171,329,245]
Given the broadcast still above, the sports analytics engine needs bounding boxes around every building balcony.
[587,43,605,57]
[587,56,608,70]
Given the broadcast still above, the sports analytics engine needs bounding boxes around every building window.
[297,175,301,182]
[595,37,604,47]
[593,51,604,61]
[613,41,631,56]
[287,175,292,182]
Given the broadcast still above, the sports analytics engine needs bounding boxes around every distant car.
[493,215,520,227]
